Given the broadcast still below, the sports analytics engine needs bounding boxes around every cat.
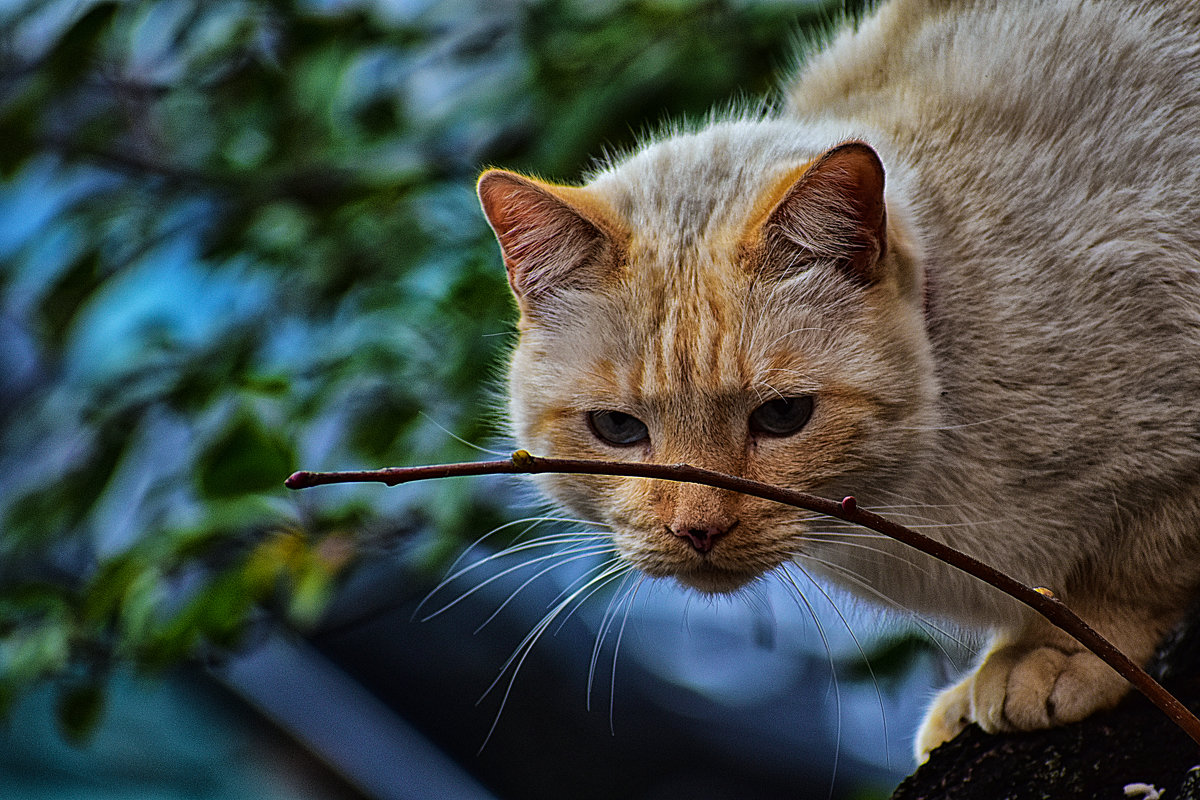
[475,0,1200,762]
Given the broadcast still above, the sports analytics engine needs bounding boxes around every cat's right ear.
[759,141,888,285]
[477,170,616,313]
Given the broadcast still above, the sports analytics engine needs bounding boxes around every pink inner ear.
[477,170,608,302]
[765,141,888,283]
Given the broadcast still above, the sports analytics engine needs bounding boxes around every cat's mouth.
[613,522,789,595]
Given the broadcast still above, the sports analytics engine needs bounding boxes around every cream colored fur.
[479,0,1200,762]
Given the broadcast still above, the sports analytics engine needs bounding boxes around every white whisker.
[801,534,935,578]
[865,489,1021,529]
[432,515,609,599]
[474,545,618,633]
[589,573,639,710]
[788,562,890,770]
[476,561,633,751]
[795,527,891,540]
[893,410,1022,432]
[423,534,604,611]
[794,552,974,658]
[419,410,512,456]
[607,576,645,733]
[421,540,612,622]
[547,553,622,612]
[777,566,841,799]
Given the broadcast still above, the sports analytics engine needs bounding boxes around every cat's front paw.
[970,642,1127,733]
[914,673,972,762]
[915,637,1135,763]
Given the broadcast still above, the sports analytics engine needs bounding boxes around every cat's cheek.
[534,473,619,525]
[534,471,659,542]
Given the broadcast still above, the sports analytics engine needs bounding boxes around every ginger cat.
[476,0,1200,761]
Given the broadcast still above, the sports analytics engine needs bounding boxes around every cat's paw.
[914,673,973,763]
[970,642,1127,733]
[914,638,1134,763]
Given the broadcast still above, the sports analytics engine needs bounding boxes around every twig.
[285,450,1200,747]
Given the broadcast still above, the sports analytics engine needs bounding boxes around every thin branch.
[285,450,1200,748]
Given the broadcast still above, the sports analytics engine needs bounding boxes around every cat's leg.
[914,603,1175,762]
[913,669,974,762]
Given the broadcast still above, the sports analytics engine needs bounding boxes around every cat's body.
[478,0,1200,759]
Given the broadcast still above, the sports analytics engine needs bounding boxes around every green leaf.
[2,624,71,684]
[44,3,121,88]
[56,682,106,745]
[3,440,124,549]
[139,571,254,669]
[287,561,331,629]
[82,555,147,627]
[844,631,934,684]
[346,389,420,460]
[37,248,106,350]
[197,413,296,499]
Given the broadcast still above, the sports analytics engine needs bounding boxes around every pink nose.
[670,523,732,554]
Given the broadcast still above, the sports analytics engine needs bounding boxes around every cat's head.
[479,127,936,594]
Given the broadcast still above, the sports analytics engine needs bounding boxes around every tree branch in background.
[285,449,1200,749]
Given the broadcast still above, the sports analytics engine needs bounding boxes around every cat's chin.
[669,564,761,595]
[631,549,774,594]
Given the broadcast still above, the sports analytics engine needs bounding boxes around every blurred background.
[0,0,958,798]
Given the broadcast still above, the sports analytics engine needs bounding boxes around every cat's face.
[481,135,935,594]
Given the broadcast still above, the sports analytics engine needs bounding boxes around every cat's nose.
[670,522,735,554]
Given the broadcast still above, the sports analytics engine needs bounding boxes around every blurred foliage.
[0,0,851,741]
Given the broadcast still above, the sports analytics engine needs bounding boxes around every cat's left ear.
[761,140,888,284]
[477,170,619,313]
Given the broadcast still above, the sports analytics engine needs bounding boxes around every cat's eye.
[749,396,814,437]
[588,410,649,446]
